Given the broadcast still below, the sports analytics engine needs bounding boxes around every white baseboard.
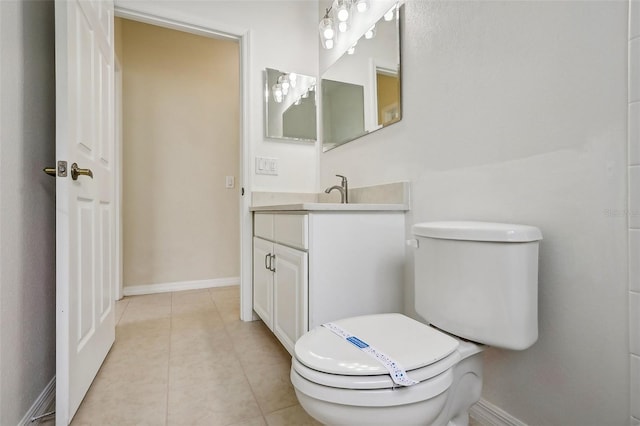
[123,277,239,296]
[470,398,528,426]
[18,376,55,425]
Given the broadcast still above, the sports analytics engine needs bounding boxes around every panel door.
[253,237,274,329]
[55,0,116,423]
[273,244,308,355]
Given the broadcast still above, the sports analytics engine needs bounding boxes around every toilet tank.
[412,221,542,350]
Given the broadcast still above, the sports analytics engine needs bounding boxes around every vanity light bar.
[319,0,398,50]
[271,73,317,105]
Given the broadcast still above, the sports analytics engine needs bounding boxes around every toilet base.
[294,384,450,426]
[431,342,484,426]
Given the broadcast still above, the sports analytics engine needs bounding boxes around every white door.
[55,0,116,424]
[273,244,308,355]
[253,237,274,329]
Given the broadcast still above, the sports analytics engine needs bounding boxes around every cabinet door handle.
[265,253,271,271]
[270,254,276,272]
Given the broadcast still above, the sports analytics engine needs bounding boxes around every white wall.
[0,0,56,423]
[115,0,320,194]
[320,1,629,424]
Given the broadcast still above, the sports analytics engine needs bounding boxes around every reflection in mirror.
[321,5,401,151]
[264,68,317,142]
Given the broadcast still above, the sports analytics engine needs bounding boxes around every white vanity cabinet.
[253,209,405,355]
[254,213,309,354]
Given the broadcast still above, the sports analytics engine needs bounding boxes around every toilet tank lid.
[413,221,543,242]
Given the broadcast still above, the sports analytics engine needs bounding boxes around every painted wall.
[320,1,629,424]
[0,0,56,423]
[118,19,241,288]
[115,0,320,194]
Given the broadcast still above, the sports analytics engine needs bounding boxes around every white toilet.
[290,221,542,426]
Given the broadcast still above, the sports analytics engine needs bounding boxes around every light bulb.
[324,39,334,49]
[302,90,309,99]
[289,73,297,88]
[272,84,283,103]
[384,5,396,21]
[324,27,334,39]
[338,21,349,33]
[336,0,350,22]
[365,25,376,39]
[347,46,355,55]
[356,0,368,12]
[279,76,290,92]
[294,98,302,106]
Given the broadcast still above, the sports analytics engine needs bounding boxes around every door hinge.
[241,187,245,196]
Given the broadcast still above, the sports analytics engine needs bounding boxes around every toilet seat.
[292,351,460,390]
[291,314,484,424]
[291,364,454,407]
[293,313,461,390]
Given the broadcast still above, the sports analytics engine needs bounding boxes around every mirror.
[321,6,402,151]
[264,68,317,142]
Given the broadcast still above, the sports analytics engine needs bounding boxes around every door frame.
[113,7,254,321]
[114,54,123,301]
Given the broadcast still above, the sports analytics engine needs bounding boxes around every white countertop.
[250,203,409,212]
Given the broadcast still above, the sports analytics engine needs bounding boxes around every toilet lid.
[295,313,459,376]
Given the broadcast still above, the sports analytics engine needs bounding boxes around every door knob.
[43,167,56,177]
[71,163,93,180]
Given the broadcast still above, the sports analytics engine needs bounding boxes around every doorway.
[116,17,240,299]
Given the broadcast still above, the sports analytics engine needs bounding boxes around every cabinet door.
[253,237,274,329]
[273,244,308,355]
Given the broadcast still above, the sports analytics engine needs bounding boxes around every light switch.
[225,176,235,188]
[255,157,278,175]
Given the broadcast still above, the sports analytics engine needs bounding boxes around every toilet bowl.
[290,221,542,425]
[291,313,483,426]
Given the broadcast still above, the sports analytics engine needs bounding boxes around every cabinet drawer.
[274,214,308,250]
[254,213,274,240]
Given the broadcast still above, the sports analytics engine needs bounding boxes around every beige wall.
[115,0,320,193]
[119,19,240,288]
[0,0,56,423]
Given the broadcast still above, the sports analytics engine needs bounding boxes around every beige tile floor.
[69,286,320,426]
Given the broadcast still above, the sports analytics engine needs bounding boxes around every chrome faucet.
[325,174,348,204]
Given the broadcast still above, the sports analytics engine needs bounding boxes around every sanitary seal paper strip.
[322,322,419,387]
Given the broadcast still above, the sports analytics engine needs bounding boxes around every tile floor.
[69,286,320,426]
